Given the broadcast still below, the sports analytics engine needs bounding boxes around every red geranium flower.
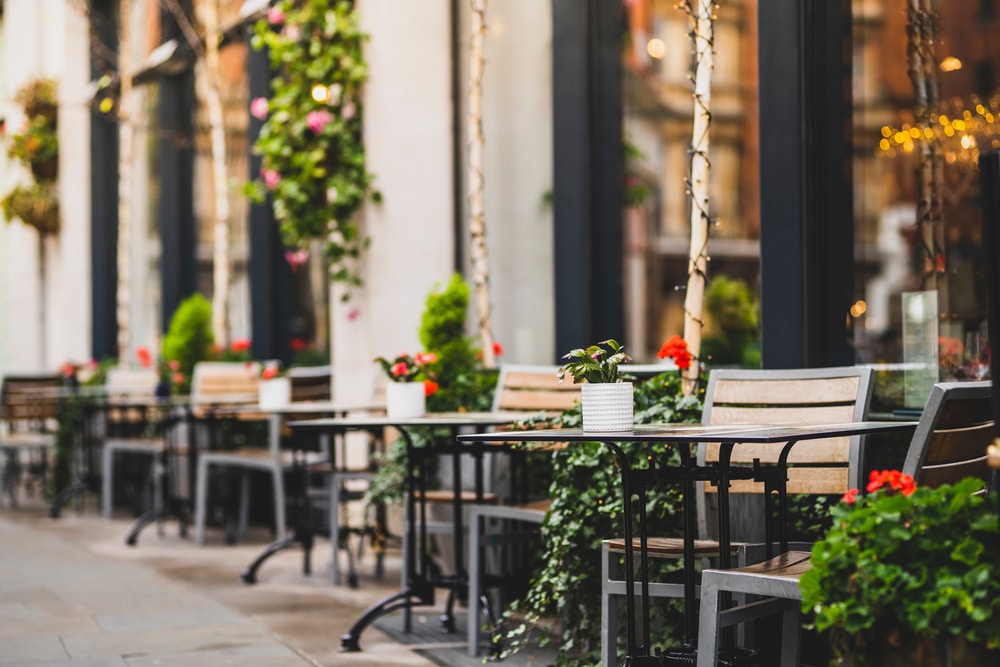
[231,338,251,353]
[136,346,152,368]
[657,335,693,370]
[423,380,439,396]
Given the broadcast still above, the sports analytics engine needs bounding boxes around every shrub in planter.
[800,473,1000,666]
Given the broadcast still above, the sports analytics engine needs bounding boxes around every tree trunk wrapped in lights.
[907,0,946,298]
[116,0,133,359]
[468,0,496,368]
[200,0,233,347]
[681,0,715,395]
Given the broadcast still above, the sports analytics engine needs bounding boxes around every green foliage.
[557,339,633,384]
[499,371,704,665]
[244,0,379,298]
[800,477,1000,664]
[366,275,496,508]
[419,274,495,413]
[161,294,215,394]
[700,275,759,366]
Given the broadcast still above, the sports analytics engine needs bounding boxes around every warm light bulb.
[311,84,329,103]
[646,38,666,60]
[940,56,963,72]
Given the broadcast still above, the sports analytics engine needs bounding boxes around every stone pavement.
[0,501,442,667]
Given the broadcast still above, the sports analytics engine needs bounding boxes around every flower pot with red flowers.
[375,352,439,419]
[254,361,290,410]
[799,472,1000,667]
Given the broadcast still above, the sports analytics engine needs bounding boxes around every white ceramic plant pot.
[581,382,634,432]
[258,377,291,410]
[386,381,426,419]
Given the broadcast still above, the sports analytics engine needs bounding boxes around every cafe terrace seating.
[100,367,168,518]
[695,380,994,667]
[601,366,876,667]
[0,374,62,509]
[192,363,331,545]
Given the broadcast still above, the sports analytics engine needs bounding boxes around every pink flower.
[390,362,409,377]
[168,359,180,371]
[267,7,285,25]
[347,308,360,321]
[306,109,334,133]
[250,97,269,120]
[261,366,279,380]
[415,352,438,365]
[284,24,301,41]
[285,248,309,271]
[172,372,185,386]
[341,101,356,120]
[262,168,281,189]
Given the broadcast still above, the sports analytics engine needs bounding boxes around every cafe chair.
[193,363,334,546]
[695,380,995,667]
[0,374,62,509]
[100,367,167,518]
[601,366,877,667]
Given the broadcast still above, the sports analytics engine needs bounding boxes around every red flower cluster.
[841,469,916,504]
[136,346,152,368]
[657,335,692,370]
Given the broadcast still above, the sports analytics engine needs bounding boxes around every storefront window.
[623,0,761,364]
[852,0,1000,407]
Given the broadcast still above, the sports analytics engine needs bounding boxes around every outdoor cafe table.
[204,401,379,583]
[457,420,918,666]
[287,411,534,652]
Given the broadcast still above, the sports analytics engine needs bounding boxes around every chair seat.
[605,536,743,558]
[0,432,55,449]
[728,550,812,582]
[414,489,499,504]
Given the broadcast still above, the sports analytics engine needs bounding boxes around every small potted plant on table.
[375,352,439,419]
[558,338,633,432]
[799,471,1000,666]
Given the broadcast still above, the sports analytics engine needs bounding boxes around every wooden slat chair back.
[103,367,160,435]
[699,367,875,511]
[0,374,63,508]
[288,365,332,403]
[490,365,580,413]
[1,374,62,431]
[902,380,993,490]
[190,361,260,417]
[695,379,996,667]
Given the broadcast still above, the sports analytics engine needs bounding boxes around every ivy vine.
[244,0,380,297]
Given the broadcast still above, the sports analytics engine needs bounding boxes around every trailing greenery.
[244,0,379,297]
[2,78,59,235]
[160,294,215,394]
[498,371,704,665]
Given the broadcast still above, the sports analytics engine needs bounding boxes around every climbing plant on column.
[244,0,379,299]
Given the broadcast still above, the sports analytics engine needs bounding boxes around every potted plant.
[375,352,439,418]
[799,471,1000,666]
[557,338,634,432]
[252,361,290,409]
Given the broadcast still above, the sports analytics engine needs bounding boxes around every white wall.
[0,0,91,375]
[333,0,456,402]
[470,0,555,365]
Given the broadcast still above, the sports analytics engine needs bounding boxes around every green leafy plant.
[418,273,498,412]
[160,294,215,394]
[800,472,1000,665]
[244,0,380,298]
[2,78,59,235]
[557,339,632,385]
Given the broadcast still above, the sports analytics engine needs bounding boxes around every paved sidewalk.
[0,506,438,667]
